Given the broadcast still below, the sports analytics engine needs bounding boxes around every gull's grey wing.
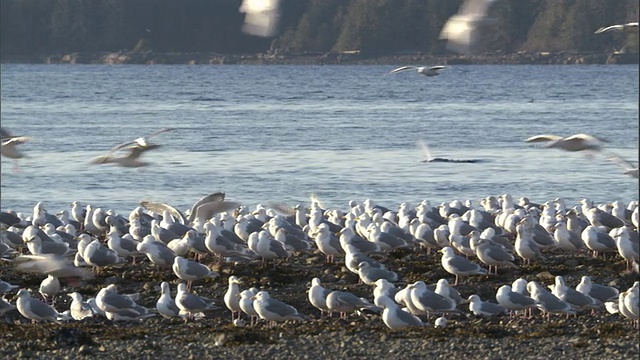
[140,201,187,225]
[103,291,137,310]
[146,128,176,139]
[264,298,298,317]
[448,255,483,272]
[28,298,59,318]
[185,261,214,278]
[267,203,296,216]
[187,192,227,223]
[181,293,208,310]
[192,201,241,223]
[394,307,423,326]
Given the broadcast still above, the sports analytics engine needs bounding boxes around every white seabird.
[0,279,19,295]
[325,290,380,319]
[156,282,185,320]
[524,133,607,152]
[68,292,94,320]
[175,283,217,321]
[467,294,507,316]
[239,289,260,326]
[239,0,281,37]
[357,261,398,286]
[39,275,61,304]
[594,22,639,34]
[308,278,332,317]
[439,0,498,54]
[388,65,446,77]
[377,295,424,330]
[15,289,67,322]
[439,246,488,285]
[495,285,537,316]
[607,154,639,179]
[252,290,306,326]
[224,276,242,322]
[172,256,219,290]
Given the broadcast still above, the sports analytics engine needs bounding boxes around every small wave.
[191,97,226,102]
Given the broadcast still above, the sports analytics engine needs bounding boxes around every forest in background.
[1,0,638,58]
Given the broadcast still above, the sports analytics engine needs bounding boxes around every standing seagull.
[252,291,307,326]
[175,283,217,321]
[15,289,66,322]
[172,256,219,290]
[224,276,242,322]
[377,296,424,330]
[439,247,488,285]
[439,0,498,54]
[156,282,181,319]
[308,278,332,317]
[388,66,446,77]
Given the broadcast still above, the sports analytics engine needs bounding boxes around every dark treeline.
[1,0,638,57]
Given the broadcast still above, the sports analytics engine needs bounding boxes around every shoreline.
[1,50,639,66]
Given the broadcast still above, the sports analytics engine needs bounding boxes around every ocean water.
[0,64,638,215]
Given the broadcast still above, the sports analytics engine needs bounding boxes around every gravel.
[0,245,638,359]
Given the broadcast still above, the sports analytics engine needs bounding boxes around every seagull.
[467,294,507,316]
[239,289,260,326]
[594,22,639,34]
[357,261,398,285]
[252,290,307,326]
[527,281,576,320]
[89,128,174,168]
[439,0,498,54]
[239,0,281,37]
[39,275,61,305]
[308,278,332,317]
[15,289,67,322]
[524,133,607,152]
[495,285,538,316]
[439,246,488,285]
[325,290,380,319]
[377,296,424,330]
[156,282,181,319]
[67,292,94,320]
[175,283,217,321]
[96,285,153,321]
[607,154,639,178]
[0,127,30,170]
[224,276,242,322]
[172,256,219,290]
[0,279,19,295]
[388,65,446,77]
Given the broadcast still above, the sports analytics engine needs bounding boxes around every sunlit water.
[1,64,638,215]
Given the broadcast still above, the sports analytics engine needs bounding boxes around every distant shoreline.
[1,50,638,66]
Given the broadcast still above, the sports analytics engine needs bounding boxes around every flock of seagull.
[0,191,638,331]
[0,0,638,343]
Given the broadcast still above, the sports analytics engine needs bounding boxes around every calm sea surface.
[1,64,638,215]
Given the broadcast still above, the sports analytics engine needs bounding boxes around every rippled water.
[1,64,638,214]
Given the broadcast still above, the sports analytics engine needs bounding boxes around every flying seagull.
[388,66,446,77]
[89,128,175,167]
[239,0,281,37]
[594,22,639,34]
[524,133,607,152]
[439,0,498,54]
